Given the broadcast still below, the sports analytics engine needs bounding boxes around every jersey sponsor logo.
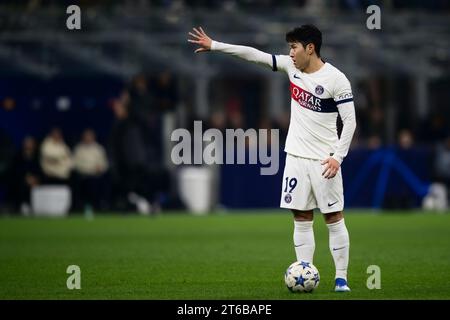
[315,85,324,95]
[284,193,292,204]
[290,82,338,113]
[290,83,322,111]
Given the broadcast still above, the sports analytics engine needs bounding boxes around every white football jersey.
[273,55,354,161]
[210,40,356,164]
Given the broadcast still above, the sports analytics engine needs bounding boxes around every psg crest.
[315,85,324,95]
[284,194,292,204]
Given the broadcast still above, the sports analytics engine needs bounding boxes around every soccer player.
[188,25,356,292]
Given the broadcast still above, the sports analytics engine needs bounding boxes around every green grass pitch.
[1,210,449,300]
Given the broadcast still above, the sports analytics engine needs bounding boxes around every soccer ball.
[284,261,320,293]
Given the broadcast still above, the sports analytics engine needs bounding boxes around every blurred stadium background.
[1,0,450,301]
[0,0,449,215]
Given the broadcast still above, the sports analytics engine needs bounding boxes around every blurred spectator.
[109,98,170,214]
[40,128,72,184]
[125,73,155,123]
[398,129,414,150]
[367,107,386,142]
[155,71,178,113]
[433,136,450,192]
[225,94,245,129]
[125,74,163,160]
[422,115,448,143]
[367,134,382,150]
[74,129,108,176]
[73,129,110,211]
[208,110,227,132]
[0,129,15,192]
[7,136,41,214]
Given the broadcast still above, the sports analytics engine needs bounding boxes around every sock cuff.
[294,220,314,231]
[326,218,346,232]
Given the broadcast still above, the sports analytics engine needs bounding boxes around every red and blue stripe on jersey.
[290,81,339,113]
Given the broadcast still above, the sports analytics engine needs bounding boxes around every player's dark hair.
[286,25,322,57]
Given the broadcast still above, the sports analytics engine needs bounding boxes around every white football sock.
[293,220,315,264]
[327,219,350,280]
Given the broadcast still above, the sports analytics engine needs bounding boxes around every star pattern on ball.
[299,261,311,268]
[295,275,306,287]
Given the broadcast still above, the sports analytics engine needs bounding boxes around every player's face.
[289,42,310,71]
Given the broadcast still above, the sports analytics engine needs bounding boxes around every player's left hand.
[321,157,340,179]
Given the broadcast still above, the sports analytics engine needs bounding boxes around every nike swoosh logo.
[328,201,338,207]
[333,246,346,251]
[294,244,305,248]
[293,74,301,79]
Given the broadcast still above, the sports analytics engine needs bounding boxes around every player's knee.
[324,211,343,224]
[292,210,313,221]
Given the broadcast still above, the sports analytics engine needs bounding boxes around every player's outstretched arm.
[187,27,212,53]
[187,26,276,70]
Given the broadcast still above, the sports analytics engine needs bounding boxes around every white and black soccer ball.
[284,261,320,293]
